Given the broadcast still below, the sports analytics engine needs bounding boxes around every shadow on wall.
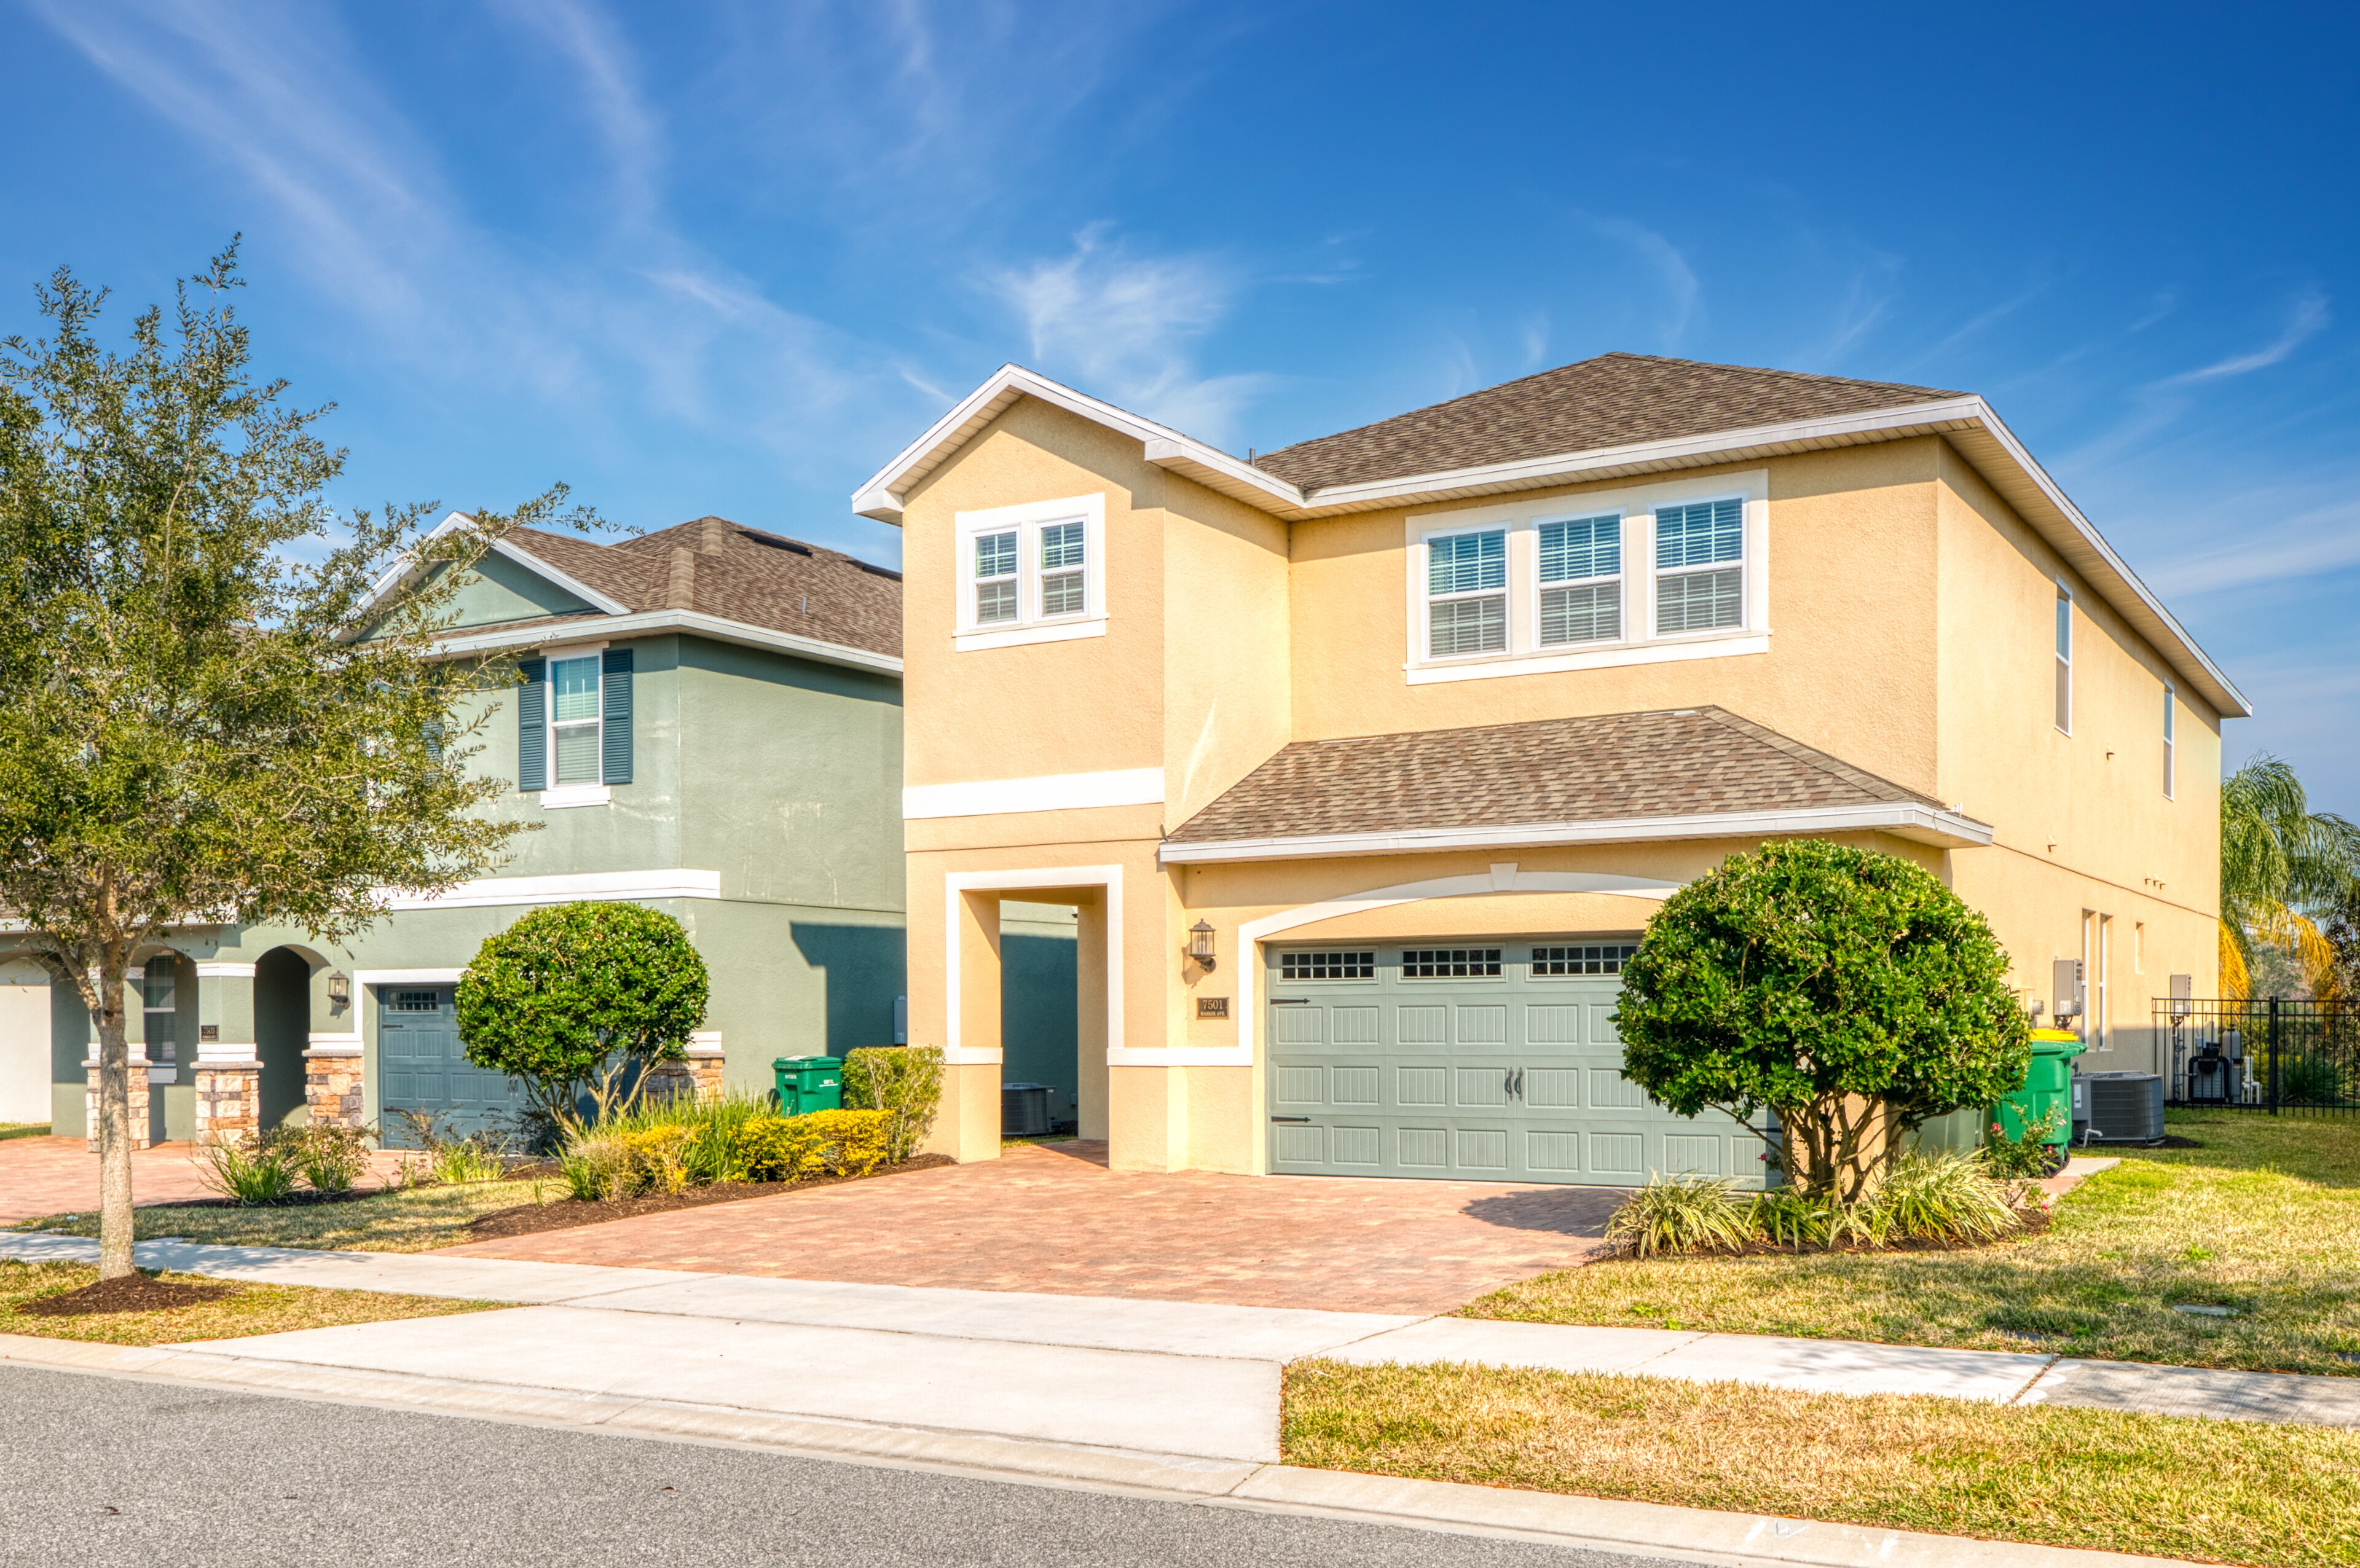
[789,922,908,1056]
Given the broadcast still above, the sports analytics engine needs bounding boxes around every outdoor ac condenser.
[2079,1072,2165,1145]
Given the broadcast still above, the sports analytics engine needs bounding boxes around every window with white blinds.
[1538,514,1621,646]
[955,495,1104,647]
[1653,499,1744,635]
[975,531,1018,624]
[549,656,602,786]
[1426,530,1507,656]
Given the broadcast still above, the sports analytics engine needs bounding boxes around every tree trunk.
[95,963,135,1280]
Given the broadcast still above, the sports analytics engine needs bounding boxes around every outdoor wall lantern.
[1187,920,1217,971]
[327,970,351,1008]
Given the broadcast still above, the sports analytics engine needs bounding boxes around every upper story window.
[2163,683,2176,798]
[141,956,178,1062]
[549,655,603,785]
[954,493,1107,652]
[1538,515,1621,645]
[1403,472,1766,687]
[1426,530,1506,656]
[2054,584,2073,734]
[1654,500,1744,634]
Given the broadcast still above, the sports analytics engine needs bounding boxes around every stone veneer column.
[648,1031,726,1102]
[304,1033,366,1129]
[192,961,261,1147]
[84,1049,152,1153]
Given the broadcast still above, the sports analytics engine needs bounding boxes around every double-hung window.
[141,956,178,1065]
[1653,499,1744,634]
[2055,585,2073,734]
[2163,683,2176,798]
[548,655,602,786]
[1040,521,1087,616]
[1427,530,1506,656]
[974,531,1019,624]
[954,495,1106,649]
[1538,514,1621,645]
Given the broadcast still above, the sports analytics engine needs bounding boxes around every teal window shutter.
[516,659,546,792]
[600,648,633,785]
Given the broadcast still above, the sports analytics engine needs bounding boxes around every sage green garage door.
[1265,938,1761,1185]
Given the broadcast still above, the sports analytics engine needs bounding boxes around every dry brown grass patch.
[0,1260,498,1346]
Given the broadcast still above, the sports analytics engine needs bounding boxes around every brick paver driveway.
[442,1140,1622,1314]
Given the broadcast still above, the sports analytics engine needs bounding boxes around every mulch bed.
[19,1272,235,1317]
[146,1158,564,1210]
[462,1154,956,1241]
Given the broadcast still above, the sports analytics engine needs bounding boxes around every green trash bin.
[772,1055,844,1117]
[1990,1029,2085,1172]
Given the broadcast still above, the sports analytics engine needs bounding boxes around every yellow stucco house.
[854,353,2246,1180]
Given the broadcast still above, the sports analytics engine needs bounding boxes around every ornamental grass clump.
[199,1137,302,1206]
[273,1123,369,1194]
[1867,1151,2021,1245]
[1606,1174,1755,1258]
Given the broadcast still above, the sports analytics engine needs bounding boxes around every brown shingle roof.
[502,517,901,661]
[1164,707,1940,847]
[1253,353,1961,494]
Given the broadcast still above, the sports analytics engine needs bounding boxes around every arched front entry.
[253,947,313,1129]
[1238,866,1764,1187]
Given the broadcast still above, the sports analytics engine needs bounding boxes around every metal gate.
[377,986,525,1145]
[1264,937,1761,1185]
[2156,997,2360,1115]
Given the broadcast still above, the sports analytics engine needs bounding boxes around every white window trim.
[953,493,1107,652]
[1402,470,1769,685]
[541,640,608,804]
[1422,525,1509,659]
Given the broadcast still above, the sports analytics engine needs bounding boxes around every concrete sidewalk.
[7,1231,2360,1432]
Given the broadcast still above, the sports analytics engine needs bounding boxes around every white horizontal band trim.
[195,1055,261,1069]
[686,1030,725,1057]
[951,616,1107,653]
[194,962,257,978]
[1107,1046,1252,1067]
[539,783,612,810]
[303,1045,364,1058]
[1163,803,1995,864]
[353,968,464,986]
[940,1046,1004,1066]
[384,868,724,911]
[430,606,902,678]
[144,1065,178,1084]
[1405,633,1769,686]
[906,768,1163,820]
[308,1033,363,1046]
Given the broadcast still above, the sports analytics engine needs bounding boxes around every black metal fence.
[2152,998,2360,1115]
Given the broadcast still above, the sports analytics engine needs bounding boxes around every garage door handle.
[1270,1116,1312,1124]
[1507,1067,1525,1099]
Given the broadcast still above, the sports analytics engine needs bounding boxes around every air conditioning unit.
[1001,1082,1053,1138]
[2080,1071,2164,1145]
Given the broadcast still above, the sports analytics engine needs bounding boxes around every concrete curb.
[0,1333,2198,1567]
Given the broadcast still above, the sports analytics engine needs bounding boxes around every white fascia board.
[384,868,724,912]
[351,511,629,626]
[850,365,1304,525]
[430,608,902,678]
[1160,802,1996,864]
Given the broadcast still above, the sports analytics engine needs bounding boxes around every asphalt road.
[0,1363,1709,1568]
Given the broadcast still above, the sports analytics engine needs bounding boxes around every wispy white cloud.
[990,225,1270,444]
[2158,289,2330,386]
[2144,493,2360,598]
[1583,216,1701,350]
[26,0,927,495]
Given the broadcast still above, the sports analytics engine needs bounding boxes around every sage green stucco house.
[31,515,938,1147]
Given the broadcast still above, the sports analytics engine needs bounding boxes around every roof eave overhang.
[346,511,632,638]
[428,608,902,678]
[859,372,2248,718]
[1158,802,1997,865]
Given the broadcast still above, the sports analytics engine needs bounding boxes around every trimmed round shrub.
[1616,839,2029,1202]
[457,901,709,1132]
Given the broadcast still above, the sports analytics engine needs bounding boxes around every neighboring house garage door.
[1265,938,1761,1186]
[378,985,525,1146]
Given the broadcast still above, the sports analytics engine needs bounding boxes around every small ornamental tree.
[457,901,709,1132]
[0,246,589,1279]
[1615,839,2029,1202]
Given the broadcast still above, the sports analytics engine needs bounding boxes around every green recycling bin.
[1990,1029,2085,1172]
[772,1055,843,1117]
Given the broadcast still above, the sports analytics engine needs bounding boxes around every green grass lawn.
[15,1178,551,1253]
[0,1122,52,1142]
[1469,1111,2360,1374]
[0,1259,499,1345]
[1284,1360,2360,1568]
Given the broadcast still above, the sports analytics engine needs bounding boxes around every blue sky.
[4,2,2356,808]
